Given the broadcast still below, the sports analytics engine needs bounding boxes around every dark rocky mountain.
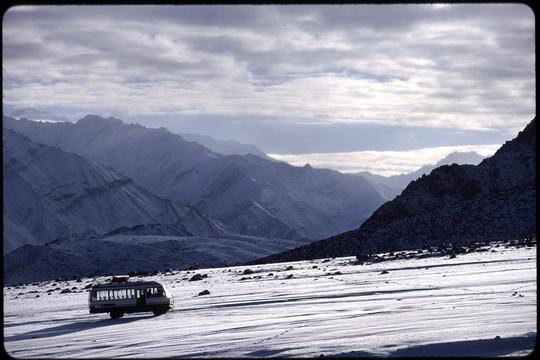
[3,115,387,241]
[252,118,536,264]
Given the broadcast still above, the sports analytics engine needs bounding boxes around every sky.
[2,4,535,175]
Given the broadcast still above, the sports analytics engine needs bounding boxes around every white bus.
[88,279,174,319]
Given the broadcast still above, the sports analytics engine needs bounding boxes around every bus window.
[147,287,163,297]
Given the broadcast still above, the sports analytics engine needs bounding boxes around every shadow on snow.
[5,314,155,341]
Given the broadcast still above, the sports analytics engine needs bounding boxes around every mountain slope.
[2,128,223,254]
[3,233,308,283]
[4,115,387,241]
[253,118,536,263]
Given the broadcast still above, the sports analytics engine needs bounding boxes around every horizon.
[5,111,510,176]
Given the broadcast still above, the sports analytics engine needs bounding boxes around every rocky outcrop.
[253,118,536,263]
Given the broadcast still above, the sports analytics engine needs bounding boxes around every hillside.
[4,233,309,284]
[253,118,536,263]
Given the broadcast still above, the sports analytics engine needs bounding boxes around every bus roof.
[91,281,164,289]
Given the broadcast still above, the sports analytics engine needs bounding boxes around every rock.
[356,254,370,262]
[243,269,254,275]
[379,270,389,275]
[60,289,72,294]
[286,274,294,279]
[198,290,210,296]
[285,266,294,271]
[189,274,204,281]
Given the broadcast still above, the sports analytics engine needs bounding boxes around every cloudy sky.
[2,4,535,175]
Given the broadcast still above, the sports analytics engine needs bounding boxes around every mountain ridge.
[251,118,536,264]
[3,115,387,241]
[358,151,487,200]
[3,127,224,254]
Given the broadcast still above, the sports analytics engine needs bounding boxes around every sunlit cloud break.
[269,144,502,176]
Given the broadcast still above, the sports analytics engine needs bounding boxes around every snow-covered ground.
[4,244,536,358]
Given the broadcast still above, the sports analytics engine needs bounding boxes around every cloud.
[269,144,501,176]
[2,4,535,136]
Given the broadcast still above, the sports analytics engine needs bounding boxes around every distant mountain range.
[10,107,68,122]
[3,128,223,254]
[3,115,386,242]
[180,132,271,159]
[252,118,536,264]
[3,128,313,283]
[5,112,532,283]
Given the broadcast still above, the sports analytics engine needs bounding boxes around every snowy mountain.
[10,107,68,122]
[254,118,536,264]
[180,133,270,159]
[3,128,223,254]
[3,115,387,241]
[4,241,536,357]
[358,151,486,200]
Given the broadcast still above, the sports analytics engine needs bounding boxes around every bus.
[88,278,174,319]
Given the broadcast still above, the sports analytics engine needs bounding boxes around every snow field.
[4,245,536,357]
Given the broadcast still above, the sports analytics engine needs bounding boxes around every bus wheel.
[110,311,123,319]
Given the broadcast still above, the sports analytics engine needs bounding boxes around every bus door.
[136,288,146,307]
